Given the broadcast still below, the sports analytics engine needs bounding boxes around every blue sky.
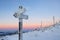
[0,0,60,31]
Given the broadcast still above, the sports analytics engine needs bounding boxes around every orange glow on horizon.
[0,19,60,30]
[0,23,18,29]
[23,21,53,29]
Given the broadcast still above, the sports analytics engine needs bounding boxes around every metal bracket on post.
[13,6,28,40]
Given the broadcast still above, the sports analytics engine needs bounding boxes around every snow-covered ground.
[0,26,60,40]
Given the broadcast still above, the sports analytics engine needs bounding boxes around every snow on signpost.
[13,6,28,40]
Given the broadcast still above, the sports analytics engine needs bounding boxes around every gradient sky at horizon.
[0,0,60,31]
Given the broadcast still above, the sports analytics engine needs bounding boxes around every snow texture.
[0,26,60,40]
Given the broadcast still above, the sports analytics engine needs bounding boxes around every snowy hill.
[0,26,60,40]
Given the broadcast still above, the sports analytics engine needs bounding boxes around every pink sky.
[0,18,60,30]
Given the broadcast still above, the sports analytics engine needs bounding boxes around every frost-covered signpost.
[13,6,28,40]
